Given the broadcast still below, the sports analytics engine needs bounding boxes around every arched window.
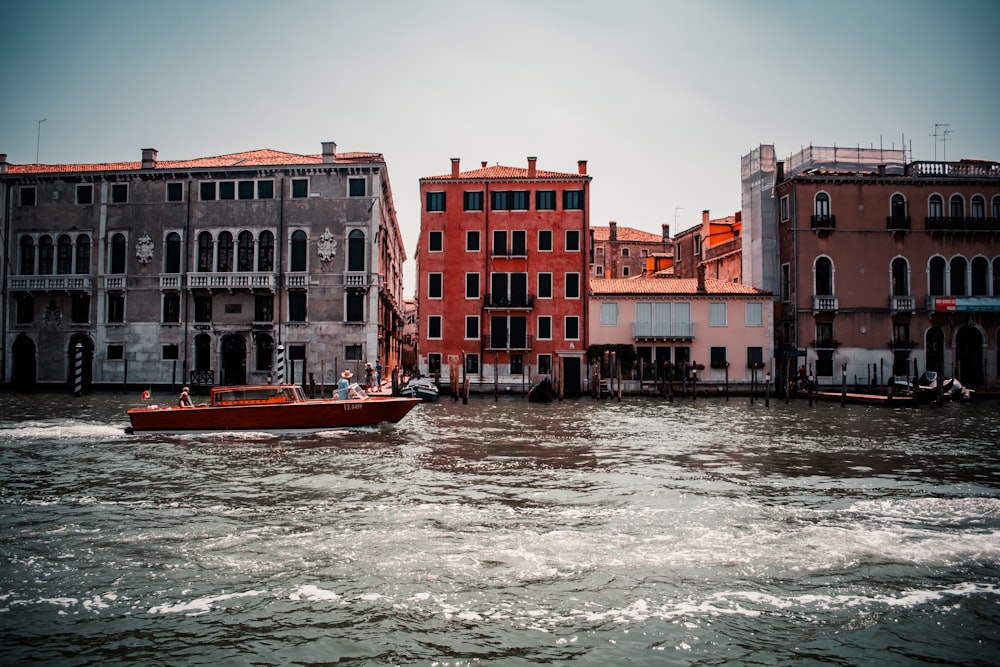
[993,195,1000,220]
[258,230,274,272]
[950,256,967,296]
[929,256,946,296]
[891,257,909,296]
[814,256,833,296]
[971,195,986,219]
[347,229,366,272]
[19,236,35,275]
[110,233,127,274]
[890,193,907,224]
[57,235,73,274]
[217,231,234,272]
[814,192,831,217]
[197,231,213,272]
[237,231,254,272]
[994,257,1000,296]
[290,230,307,272]
[165,232,182,273]
[76,235,91,274]
[971,257,989,295]
[928,194,943,218]
[949,194,964,219]
[38,235,54,275]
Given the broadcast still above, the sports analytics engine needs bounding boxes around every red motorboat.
[126,384,420,434]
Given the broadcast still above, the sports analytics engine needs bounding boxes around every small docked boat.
[399,377,439,401]
[528,376,555,403]
[126,383,420,434]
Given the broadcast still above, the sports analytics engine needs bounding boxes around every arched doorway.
[193,333,214,385]
[221,334,247,386]
[955,325,983,387]
[11,334,37,391]
[67,334,94,393]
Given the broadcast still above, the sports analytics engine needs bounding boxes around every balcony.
[160,274,184,291]
[812,295,839,312]
[632,321,696,341]
[810,214,836,230]
[482,334,534,351]
[491,248,528,258]
[925,216,1000,232]
[889,295,915,314]
[344,271,378,289]
[886,215,911,231]
[484,292,535,309]
[188,272,278,290]
[8,275,93,292]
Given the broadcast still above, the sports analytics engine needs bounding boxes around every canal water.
[1,391,998,666]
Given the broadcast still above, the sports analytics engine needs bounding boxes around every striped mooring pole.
[74,343,83,396]
[275,344,285,384]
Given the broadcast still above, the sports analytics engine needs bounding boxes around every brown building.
[744,144,1000,389]
[590,222,672,279]
[672,210,742,282]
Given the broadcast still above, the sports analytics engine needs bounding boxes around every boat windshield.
[347,383,369,400]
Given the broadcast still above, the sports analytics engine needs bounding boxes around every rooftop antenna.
[674,206,684,230]
[941,127,954,162]
[930,122,949,161]
[36,118,46,163]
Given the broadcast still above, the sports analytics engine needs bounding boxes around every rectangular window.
[238,180,255,199]
[491,190,510,210]
[538,229,552,251]
[288,292,307,322]
[428,273,443,299]
[427,353,441,375]
[780,195,789,221]
[563,190,583,210]
[107,344,125,360]
[710,346,727,368]
[464,191,483,211]
[163,293,180,323]
[600,302,618,326]
[71,293,89,323]
[565,272,580,299]
[537,190,555,210]
[219,181,235,200]
[167,182,184,202]
[566,229,581,251]
[493,230,507,255]
[565,316,580,340]
[538,273,552,299]
[745,302,764,327]
[195,295,212,322]
[255,295,274,322]
[111,183,128,203]
[709,302,727,326]
[537,315,552,340]
[291,178,308,198]
[20,186,36,206]
[511,230,527,256]
[465,315,480,340]
[107,293,125,323]
[257,180,274,199]
[428,315,442,339]
[747,347,763,368]
[163,344,180,361]
[200,181,216,201]
[426,191,446,211]
[510,354,524,375]
[511,191,529,210]
[349,178,366,197]
[781,264,790,302]
[538,354,552,375]
[428,230,443,252]
[465,354,479,374]
[466,272,480,299]
[15,294,34,324]
[466,230,480,252]
[346,344,363,361]
[346,292,364,322]
[76,184,93,205]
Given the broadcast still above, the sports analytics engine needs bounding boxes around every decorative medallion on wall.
[317,228,338,263]
[135,233,155,264]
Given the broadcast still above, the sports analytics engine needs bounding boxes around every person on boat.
[337,370,352,400]
[178,386,194,408]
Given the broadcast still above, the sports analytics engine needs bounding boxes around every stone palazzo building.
[0,142,408,392]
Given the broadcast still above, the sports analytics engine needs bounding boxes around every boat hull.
[127,395,420,434]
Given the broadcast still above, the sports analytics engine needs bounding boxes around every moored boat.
[528,376,555,403]
[126,383,420,434]
[399,377,439,401]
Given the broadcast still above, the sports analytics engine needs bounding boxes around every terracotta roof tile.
[590,277,770,296]
[4,148,384,175]
[592,226,665,243]
[422,164,587,181]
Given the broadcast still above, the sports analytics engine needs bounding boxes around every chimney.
[578,160,587,175]
[609,221,617,241]
[451,158,460,178]
[527,156,537,178]
[661,223,670,242]
[702,210,710,228]
[0,154,7,174]
[877,164,886,176]
[141,148,158,169]
[697,264,706,292]
[321,141,337,163]
[481,161,487,168]
[776,161,785,182]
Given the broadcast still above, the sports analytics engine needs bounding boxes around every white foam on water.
[147,589,266,616]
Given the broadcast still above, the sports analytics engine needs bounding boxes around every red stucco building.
[416,157,591,395]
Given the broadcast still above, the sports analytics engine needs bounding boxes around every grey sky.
[2,0,997,294]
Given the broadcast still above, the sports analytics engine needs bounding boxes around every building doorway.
[11,334,37,391]
[221,334,247,386]
[955,325,983,387]
[563,356,581,397]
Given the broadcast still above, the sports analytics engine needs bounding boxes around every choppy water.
[1,391,998,666]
